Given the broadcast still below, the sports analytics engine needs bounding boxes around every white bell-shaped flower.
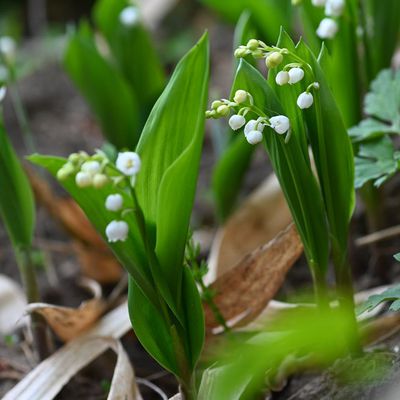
[245,130,263,145]
[297,92,314,109]
[229,115,246,131]
[105,194,124,212]
[116,152,141,176]
[275,71,290,86]
[288,68,305,85]
[0,36,16,61]
[325,0,345,17]
[317,18,339,39]
[269,116,290,135]
[106,220,129,243]
[119,6,141,27]
[75,171,92,187]
[244,118,265,136]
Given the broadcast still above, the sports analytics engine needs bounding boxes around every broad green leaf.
[357,284,400,315]
[237,60,329,273]
[135,33,209,303]
[0,119,35,249]
[364,69,400,124]
[354,137,400,189]
[233,11,257,68]
[94,0,165,111]
[348,119,394,143]
[64,22,140,149]
[296,38,355,254]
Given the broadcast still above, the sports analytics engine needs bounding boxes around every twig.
[355,225,400,247]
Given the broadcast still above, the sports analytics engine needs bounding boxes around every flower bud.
[211,100,222,110]
[245,130,263,145]
[57,163,75,181]
[76,171,92,187]
[68,153,80,164]
[106,220,129,242]
[217,105,230,117]
[81,160,101,175]
[119,6,141,27]
[265,52,283,69]
[325,0,345,17]
[316,18,338,39]
[288,67,305,85]
[0,36,16,62]
[105,194,124,212]
[311,0,326,6]
[247,39,259,51]
[275,71,290,86]
[93,173,109,188]
[233,90,248,104]
[269,116,290,135]
[297,92,314,109]
[234,47,248,58]
[229,115,246,131]
[252,50,265,59]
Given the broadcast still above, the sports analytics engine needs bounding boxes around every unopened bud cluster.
[57,150,142,243]
[234,39,288,71]
[206,89,291,145]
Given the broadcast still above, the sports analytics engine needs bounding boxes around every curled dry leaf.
[205,224,303,332]
[26,279,106,342]
[27,168,123,283]
[3,336,141,400]
[4,301,134,400]
[0,275,27,334]
[206,174,292,284]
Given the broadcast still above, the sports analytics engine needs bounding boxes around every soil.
[1,8,400,400]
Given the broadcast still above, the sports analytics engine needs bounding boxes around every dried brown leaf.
[205,224,303,332]
[26,280,106,341]
[207,174,292,283]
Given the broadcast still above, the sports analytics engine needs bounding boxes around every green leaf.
[135,33,209,304]
[0,119,35,249]
[94,0,165,111]
[238,60,329,273]
[364,69,400,124]
[64,22,140,149]
[357,284,400,315]
[354,137,399,189]
[348,119,394,143]
[296,38,355,254]
[394,253,400,262]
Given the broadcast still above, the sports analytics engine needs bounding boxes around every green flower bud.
[234,47,248,58]
[247,39,259,51]
[93,173,109,188]
[217,105,230,117]
[252,50,265,59]
[68,153,80,164]
[265,52,284,69]
[211,100,222,110]
[57,163,75,181]
[233,90,248,104]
